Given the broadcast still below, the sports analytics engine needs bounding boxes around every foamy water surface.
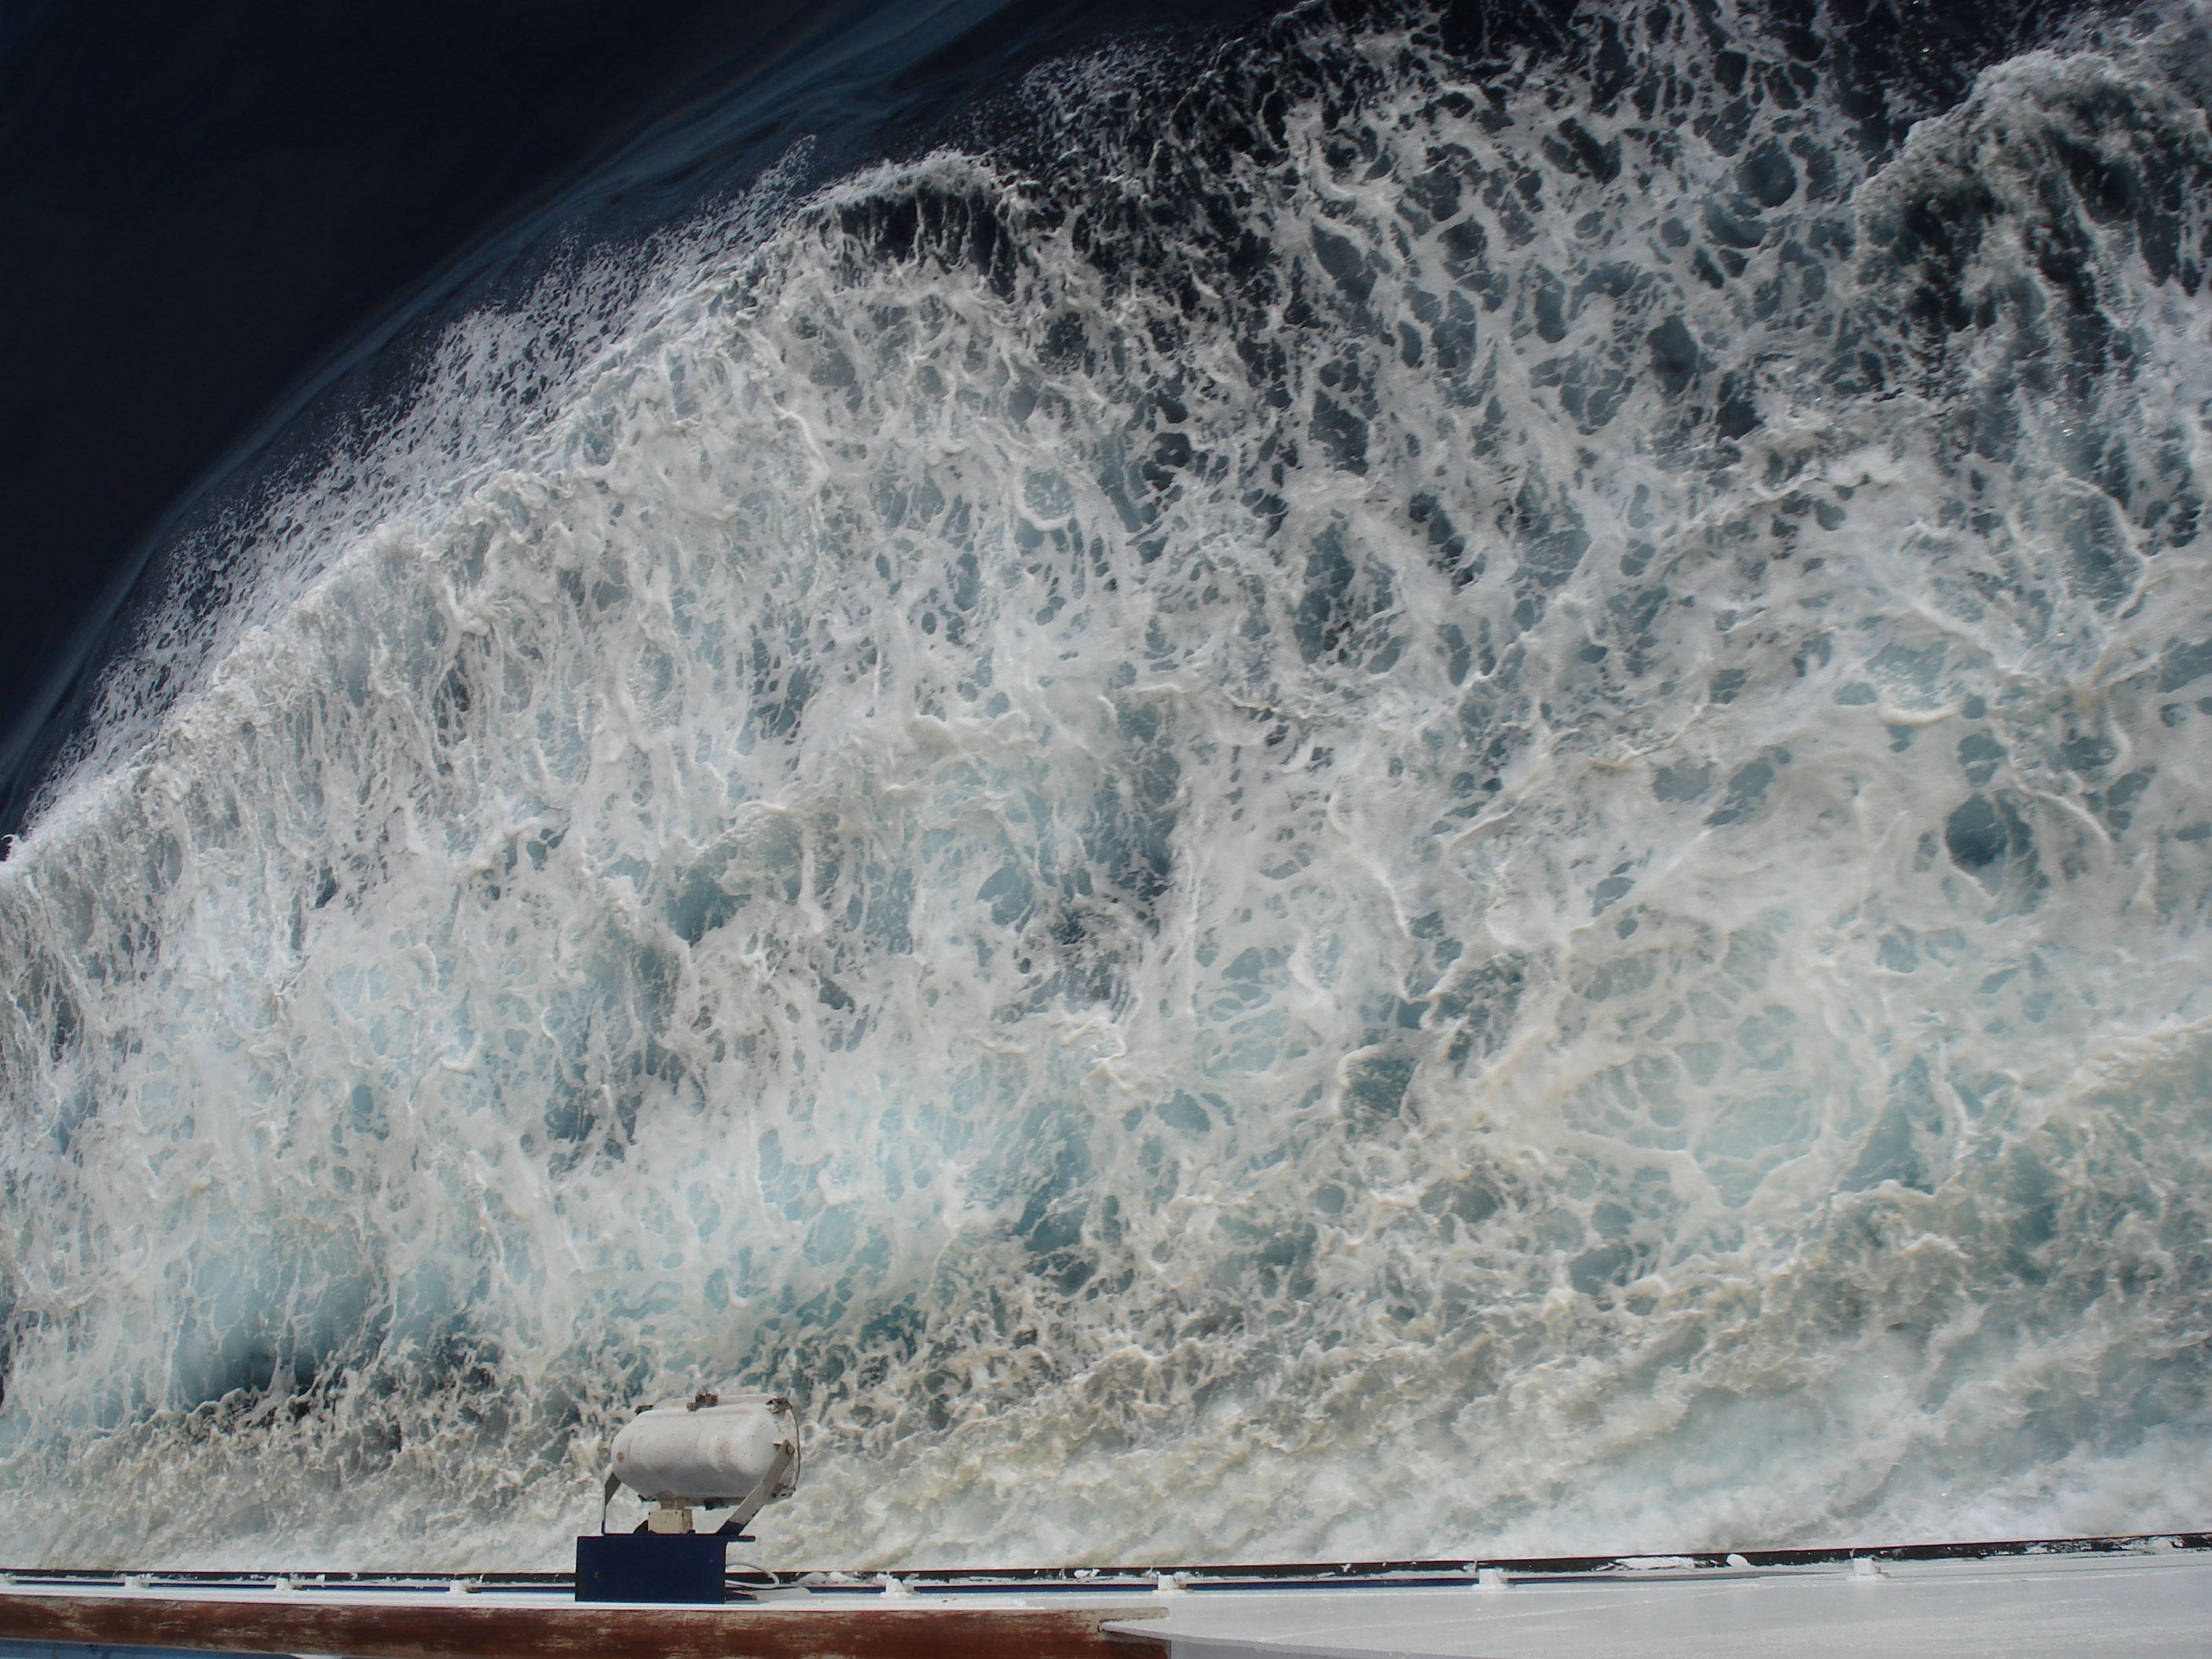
[3,0,2212,1569]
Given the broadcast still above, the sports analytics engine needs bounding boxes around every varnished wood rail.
[0,1590,1173,1658]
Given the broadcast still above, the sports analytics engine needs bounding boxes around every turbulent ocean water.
[3,0,2211,1570]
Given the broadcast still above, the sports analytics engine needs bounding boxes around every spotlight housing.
[602,1390,802,1536]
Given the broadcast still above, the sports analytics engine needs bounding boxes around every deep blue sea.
[2,0,2210,1570]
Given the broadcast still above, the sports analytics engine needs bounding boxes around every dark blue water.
[0,0,1283,840]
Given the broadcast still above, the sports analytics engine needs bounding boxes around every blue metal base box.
[574,1533,728,1603]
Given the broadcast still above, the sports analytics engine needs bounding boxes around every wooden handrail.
[0,1590,1172,1659]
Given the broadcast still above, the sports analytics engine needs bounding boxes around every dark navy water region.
[0,0,1285,840]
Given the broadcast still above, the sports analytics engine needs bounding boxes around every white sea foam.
[2,0,2211,1569]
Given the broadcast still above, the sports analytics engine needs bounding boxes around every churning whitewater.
[5,0,2212,1571]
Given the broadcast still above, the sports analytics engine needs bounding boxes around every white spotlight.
[601,1390,801,1536]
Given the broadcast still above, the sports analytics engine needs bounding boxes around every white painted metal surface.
[1108,1550,2212,1658]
